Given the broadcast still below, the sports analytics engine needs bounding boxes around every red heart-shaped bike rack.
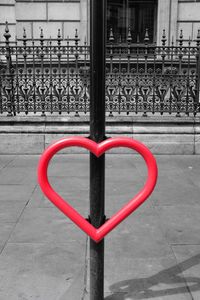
[38,136,158,243]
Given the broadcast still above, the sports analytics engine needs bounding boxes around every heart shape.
[38,136,157,243]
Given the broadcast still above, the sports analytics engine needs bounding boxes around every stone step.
[0,116,199,154]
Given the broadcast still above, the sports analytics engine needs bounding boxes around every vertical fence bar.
[15,36,19,114]
[57,29,62,115]
[152,43,156,114]
[143,29,149,117]
[74,29,80,116]
[108,29,114,117]
[160,30,166,116]
[32,38,36,114]
[23,28,28,115]
[66,37,70,114]
[196,30,200,115]
[89,0,106,299]
[49,37,53,114]
[0,75,2,114]
[4,22,13,116]
[169,37,174,115]
[83,37,88,114]
[185,38,191,116]
[118,35,122,115]
[40,29,45,116]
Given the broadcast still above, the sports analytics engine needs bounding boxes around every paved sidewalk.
[0,153,200,299]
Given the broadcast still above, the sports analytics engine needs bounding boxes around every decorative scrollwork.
[0,28,200,116]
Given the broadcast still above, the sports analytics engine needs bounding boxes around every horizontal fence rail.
[0,23,200,116]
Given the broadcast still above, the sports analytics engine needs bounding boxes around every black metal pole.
[89,0,106,299]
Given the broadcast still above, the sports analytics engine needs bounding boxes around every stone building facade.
[0,0,89,43]
[0,0,200,45]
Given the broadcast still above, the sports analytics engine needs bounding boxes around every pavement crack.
[0,184,38,254]
[81,235,89,300]
[0,155,16,172]
[170,245,194,300]
[25,183,38,207]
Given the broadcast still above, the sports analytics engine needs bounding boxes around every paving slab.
[8,207,87,245]
[26,185,49,206]
[0,184,36,202]
[0,166,37,186]
[172,245,200,300]
[0,155,15,170]
[104,257,192,300]
[152,176,200,207]
[29,153,150,216]
[155,205,200,245]
[139,155,200,207]
[0,154,199,299]
[106,194,154,217]
[48,175,89,195]
[0,201,26,223]
[0,134,44,154]
[0,242,86,300]
[103,223,193,299]
[28,184,90,216]
[47,154,90,177]
[101,213,191,299]
[84,210,192,299]
[0,223,15,253]
[8,155,40,168]
[105,155,152,214]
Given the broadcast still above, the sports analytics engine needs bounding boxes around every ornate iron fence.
[0,23,200,116]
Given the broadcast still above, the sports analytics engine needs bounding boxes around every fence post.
[74,29,80,117]
[143,28,150,117]
[196,30,200,115]
[40,28,46,117]
[23,28,29,115]
[4,21,13,116]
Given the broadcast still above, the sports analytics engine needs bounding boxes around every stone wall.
[0,0,89,44]
[1,0,200,46]
[0,116,199,155]
[153,0,200,46]
[0,0,16,42]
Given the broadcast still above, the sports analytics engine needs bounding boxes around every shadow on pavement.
[105,254,200,299]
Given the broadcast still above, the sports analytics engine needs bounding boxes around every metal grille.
[0,23,200,116]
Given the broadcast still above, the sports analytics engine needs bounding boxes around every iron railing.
[0,23,200,116]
